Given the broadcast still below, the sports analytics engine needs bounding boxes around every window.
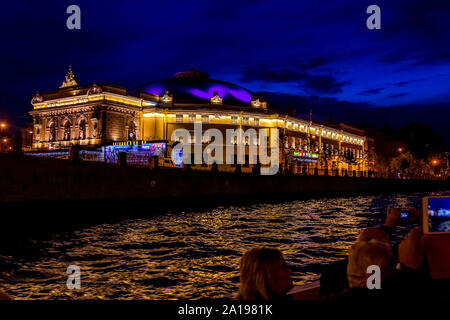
[176,114,183,123]
[243,117,249,125]
[79,119,87,140]
[244,154,249,168]
[202,115,209,123]
[63,121,71,141]
[127,121,136,141]
[231,116,238,124]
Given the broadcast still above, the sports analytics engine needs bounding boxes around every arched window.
[128,121,136,141]
[63,121,72,141]
[49,121,57,142]
[79,119,87,140]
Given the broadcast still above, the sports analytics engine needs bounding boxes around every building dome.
[133,69,253,106]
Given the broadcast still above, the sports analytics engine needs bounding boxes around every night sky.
[1,1,449,147]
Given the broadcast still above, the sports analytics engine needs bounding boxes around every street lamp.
[0,123,6,138]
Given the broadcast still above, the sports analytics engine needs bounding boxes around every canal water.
[0,191,446,299]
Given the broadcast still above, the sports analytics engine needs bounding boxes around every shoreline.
[0,153,448,237]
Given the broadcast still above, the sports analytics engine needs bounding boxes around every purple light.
[143,85,165,96]
[141,79,253,103]
[188,85,251,102]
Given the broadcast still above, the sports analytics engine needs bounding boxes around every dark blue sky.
[1,0,449,145]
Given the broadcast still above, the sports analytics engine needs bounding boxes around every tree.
[396,122,445,160]
[390,151,431,177]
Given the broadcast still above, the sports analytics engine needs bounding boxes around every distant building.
[21,123,34,150]
[29,67,371,173]
[0,137,13,153]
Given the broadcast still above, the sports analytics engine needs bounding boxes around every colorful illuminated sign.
[293,151,319,159]
[172,148,183,168]
[104,142,167,164]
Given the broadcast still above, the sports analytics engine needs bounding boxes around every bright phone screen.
[427,197,450,233]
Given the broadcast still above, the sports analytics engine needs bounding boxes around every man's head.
[357,227,391,245]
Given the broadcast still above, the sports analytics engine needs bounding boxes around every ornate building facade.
[30,67,145,149]
[29,67,373,173]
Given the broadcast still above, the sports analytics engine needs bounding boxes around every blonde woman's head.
[236,247,292,300]
[347,240,394,288]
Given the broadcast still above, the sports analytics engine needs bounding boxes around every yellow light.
[143,113,165,117]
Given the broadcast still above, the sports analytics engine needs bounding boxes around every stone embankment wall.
[0,154,448,203]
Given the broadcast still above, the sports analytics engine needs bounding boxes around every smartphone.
[422,196,450,234]
[400,211,409,219]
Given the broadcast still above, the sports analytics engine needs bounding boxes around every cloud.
[388,93,408,98]
[297,57,333,71]
[394,81,411,86]
[239,61,349,94]
[300,74,350,94]
[258,91,450,150]
[377,0,450,66]
[358,88,385,96]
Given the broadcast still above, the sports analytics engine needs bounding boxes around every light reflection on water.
[0,192,438,299]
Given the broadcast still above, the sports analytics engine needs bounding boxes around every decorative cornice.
[105,105,140,116]
[31,105,97,117]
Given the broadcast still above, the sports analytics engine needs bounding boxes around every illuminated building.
[29,67,371,173]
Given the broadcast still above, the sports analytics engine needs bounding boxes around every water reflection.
[0,192,440,299]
